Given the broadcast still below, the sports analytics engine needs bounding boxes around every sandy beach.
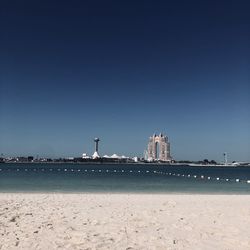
[0,193,249,250]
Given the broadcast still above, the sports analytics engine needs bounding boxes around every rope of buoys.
[150,170,250,184]
[1,167,250,185]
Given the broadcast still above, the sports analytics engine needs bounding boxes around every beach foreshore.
[0,193,249,250]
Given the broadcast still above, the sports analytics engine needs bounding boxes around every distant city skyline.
[0,0,249,162]
[0,132,249,163]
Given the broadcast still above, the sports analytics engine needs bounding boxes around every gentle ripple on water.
[0,163,250,194]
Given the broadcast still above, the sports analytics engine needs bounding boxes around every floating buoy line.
[0,167,250,184]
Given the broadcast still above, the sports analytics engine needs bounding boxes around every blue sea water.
[0,163,250,194]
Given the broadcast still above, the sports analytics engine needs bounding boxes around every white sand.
[0,193,250,250]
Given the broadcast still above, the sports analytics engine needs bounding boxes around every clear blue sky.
[0,0,249,161]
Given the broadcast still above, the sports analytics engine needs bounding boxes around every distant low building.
[133,156,138,162]
[28,156,34,162]
[82,153,91,159]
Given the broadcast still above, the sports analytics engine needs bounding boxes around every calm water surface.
[0,163,250,194]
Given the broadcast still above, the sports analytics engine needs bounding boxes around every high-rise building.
[147,133,171,161]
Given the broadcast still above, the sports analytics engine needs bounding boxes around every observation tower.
[92,138,100,159]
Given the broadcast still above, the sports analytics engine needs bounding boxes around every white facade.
[147,133,171,161]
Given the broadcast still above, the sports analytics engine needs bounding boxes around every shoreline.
[1,161,250,167]
[1,191,250,196]
[1,190,250,195]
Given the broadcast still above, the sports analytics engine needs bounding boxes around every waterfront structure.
[92,138,100,159]
[147,133,171,161]
[82,153,90,159]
